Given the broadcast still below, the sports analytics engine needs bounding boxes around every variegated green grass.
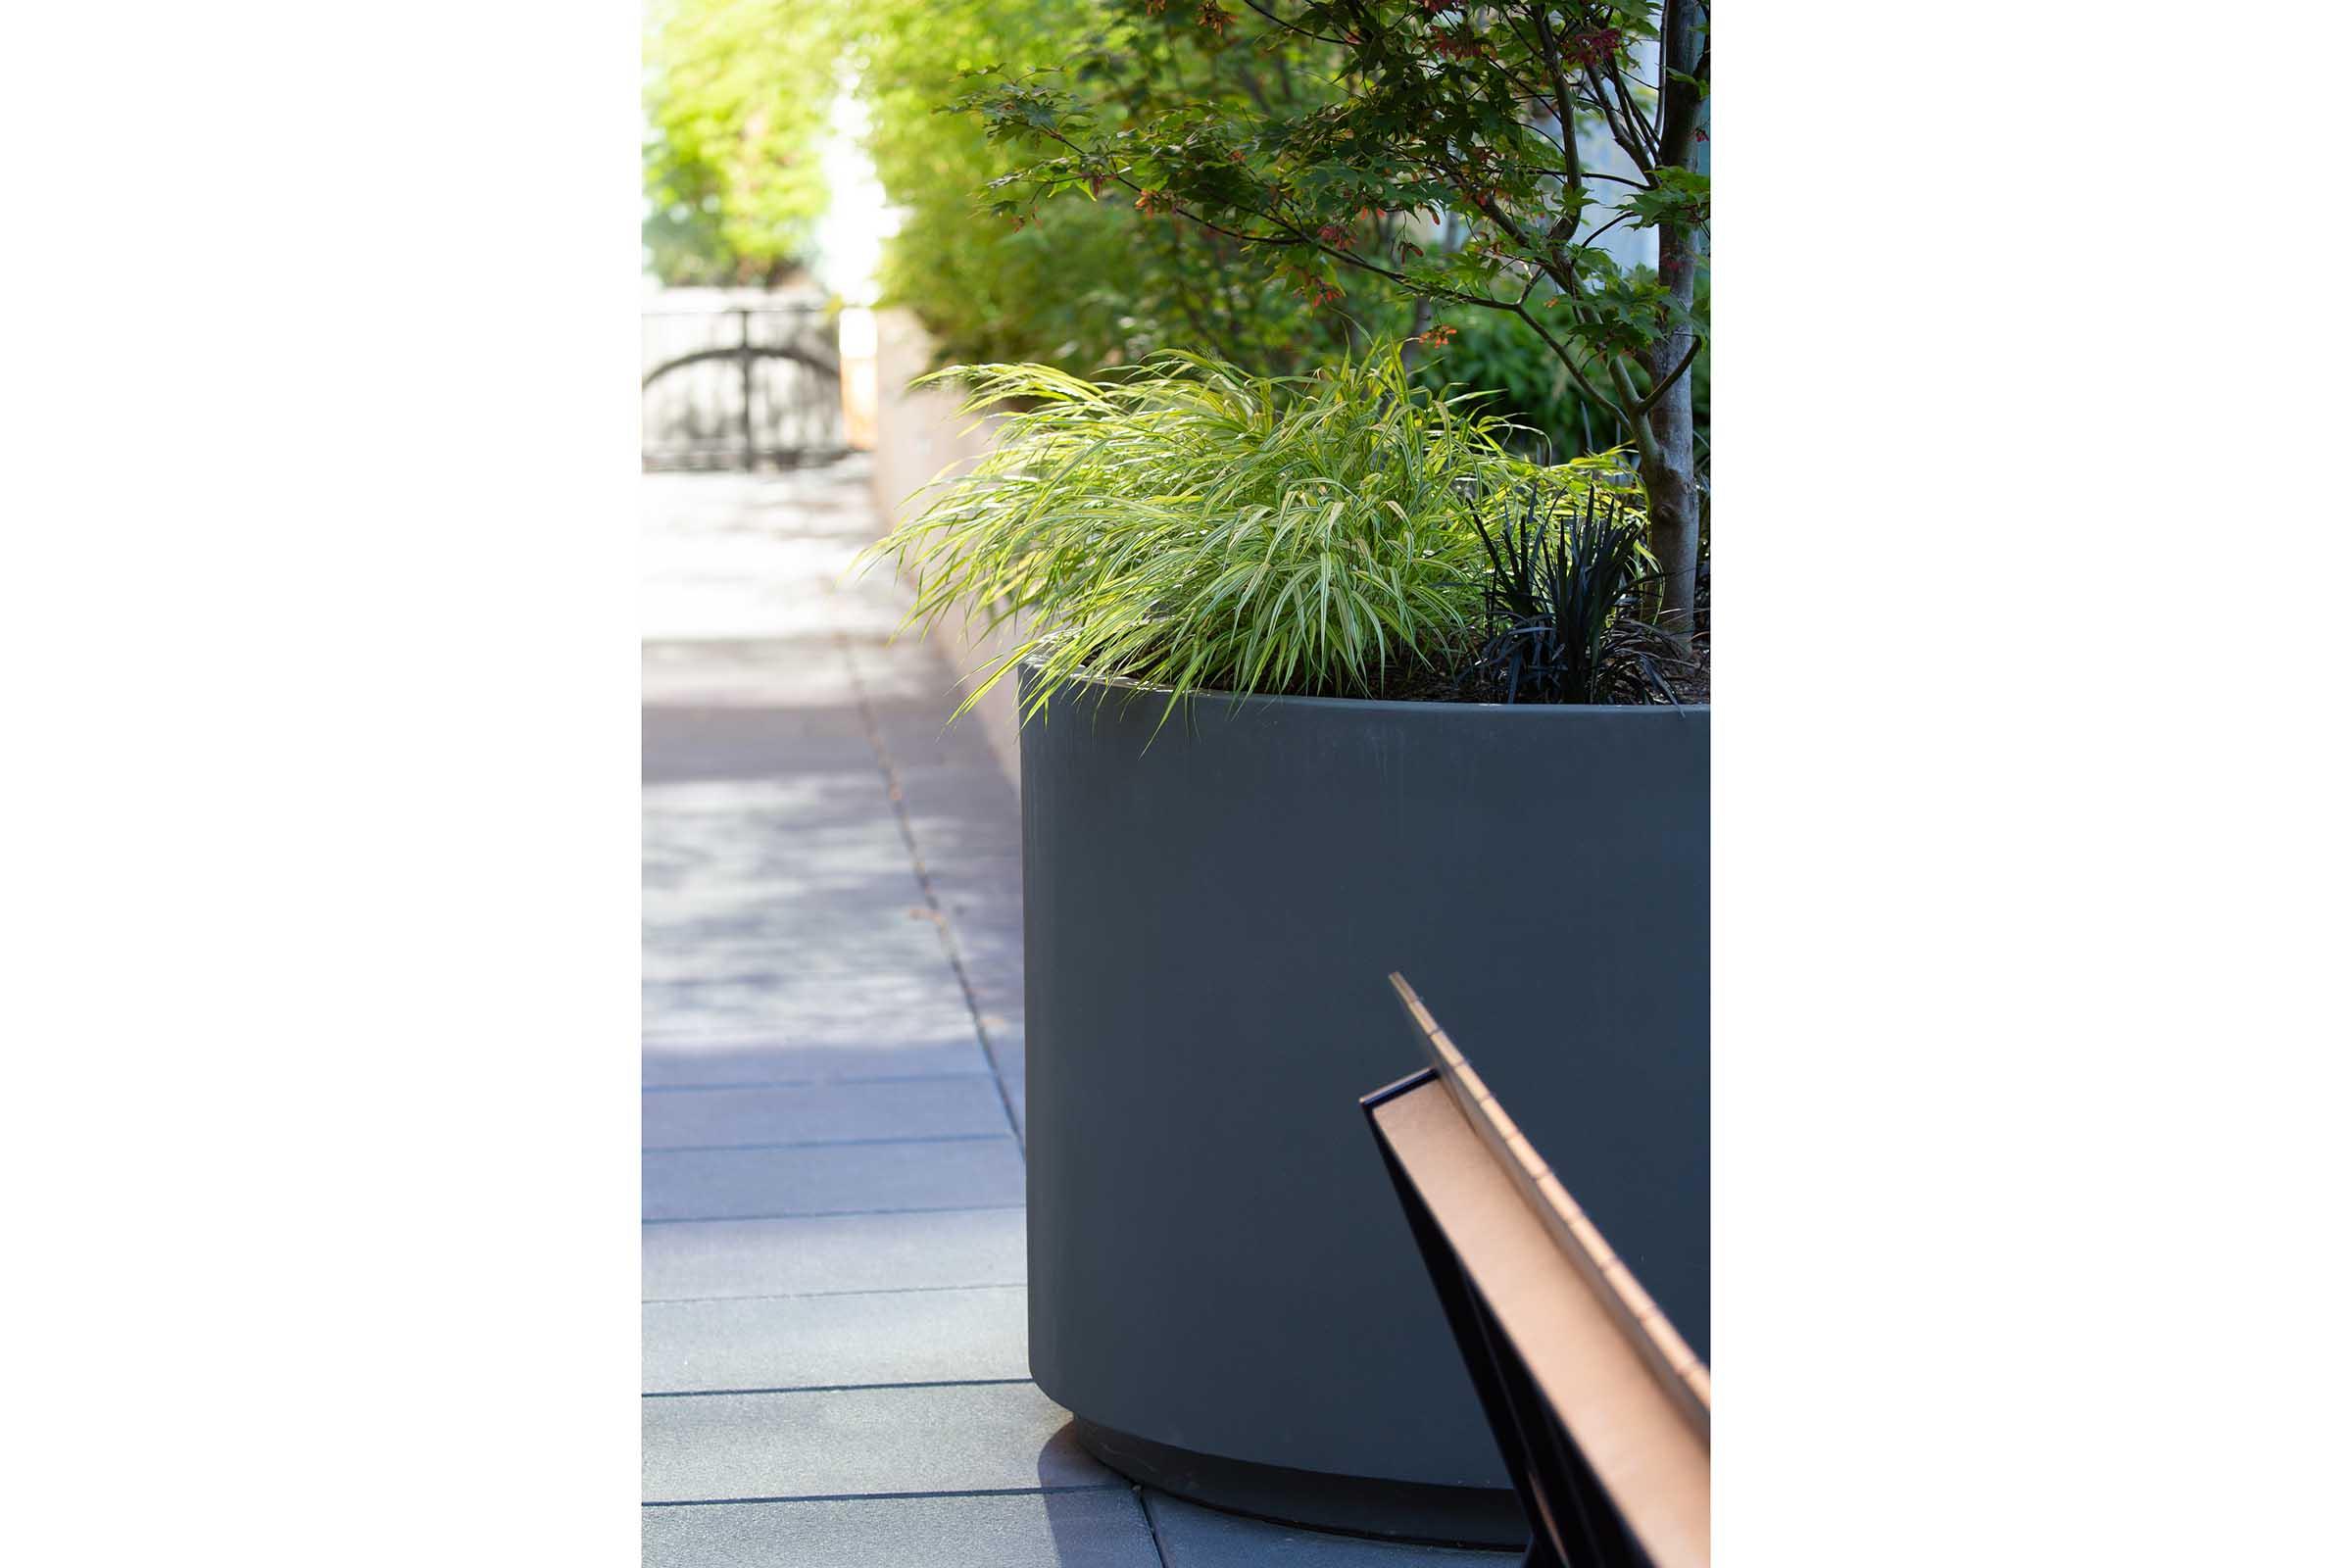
[859,346,1639,721]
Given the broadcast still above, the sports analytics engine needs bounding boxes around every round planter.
[1020,669,1709,1546]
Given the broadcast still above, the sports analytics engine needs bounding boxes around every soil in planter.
[1357,637,1710,706]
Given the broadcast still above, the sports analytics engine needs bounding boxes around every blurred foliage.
[955,2,1709,424]
[643,0,837,286]
[641,0,1706,466]
[854,0,1376,376]
[855,0,1128,363]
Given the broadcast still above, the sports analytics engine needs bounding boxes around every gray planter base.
[1072,1419,1528,1548]
[1023,670,1708,1539]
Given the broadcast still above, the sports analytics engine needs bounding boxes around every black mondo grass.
[1465,485,1702,706]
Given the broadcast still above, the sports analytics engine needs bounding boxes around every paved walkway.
[642,462,1506,1565]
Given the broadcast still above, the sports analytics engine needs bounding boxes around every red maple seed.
[1569,28,1623,66]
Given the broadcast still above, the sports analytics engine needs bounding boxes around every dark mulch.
[1359,657,1707,708]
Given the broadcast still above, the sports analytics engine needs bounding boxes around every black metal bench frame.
[1364,975,1710,1568]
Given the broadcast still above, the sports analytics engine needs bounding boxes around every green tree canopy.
[960,0,1710,614]
[643,0,838,286]
[855,0,1379,375]
[640,0,1703,483]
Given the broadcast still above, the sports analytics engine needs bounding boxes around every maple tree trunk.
[1642,218,1702,626]
[1643,0,1707,627]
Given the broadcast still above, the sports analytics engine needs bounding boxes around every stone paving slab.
[894,762,1024,852]
[643,828,917,889]
[1147,1495,1514,1565]
[644,969,973,1034]
[640,1036,993,1089]
[640,938,956,986]
[642,1206,1026,1301]
[643,1076,1011,1150]
[645,895,953,954]
[641,598,906,652]
[644,1284,1028,1392]
[644,1137,1025,1221]
[644,705,886,784]
[641,889,950,950]
[646,899,954,987]
[933,912,1024,1019]
[644,1490,1161,1567]
[642,1382,1116,1502]
[921,864,1025,950]
[639,689,879,742]
[931,867,1025,917]
[921,899,1019,962]
[642,771,902,827]
[1003,1073,1027,1140]
[643,636,921,710]
[643,466,1518,1562]
[873,712,1003,772]
[984,1023,1026,1076]
[641,900,951,962]
[642,893,953,977]
[644,963,969,1025]
[642,890,934,951]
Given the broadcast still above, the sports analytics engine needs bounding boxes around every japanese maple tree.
[965,0,1710,621]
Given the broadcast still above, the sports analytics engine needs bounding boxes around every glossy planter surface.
[1020,670,1709,1544]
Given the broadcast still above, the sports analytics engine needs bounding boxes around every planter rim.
[1029,662,1710,719]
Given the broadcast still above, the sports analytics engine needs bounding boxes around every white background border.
[3,3,2345,1560]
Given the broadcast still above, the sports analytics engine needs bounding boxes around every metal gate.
[642,298,847,470]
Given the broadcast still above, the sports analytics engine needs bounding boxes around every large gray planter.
[1020,668,1709,1545]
